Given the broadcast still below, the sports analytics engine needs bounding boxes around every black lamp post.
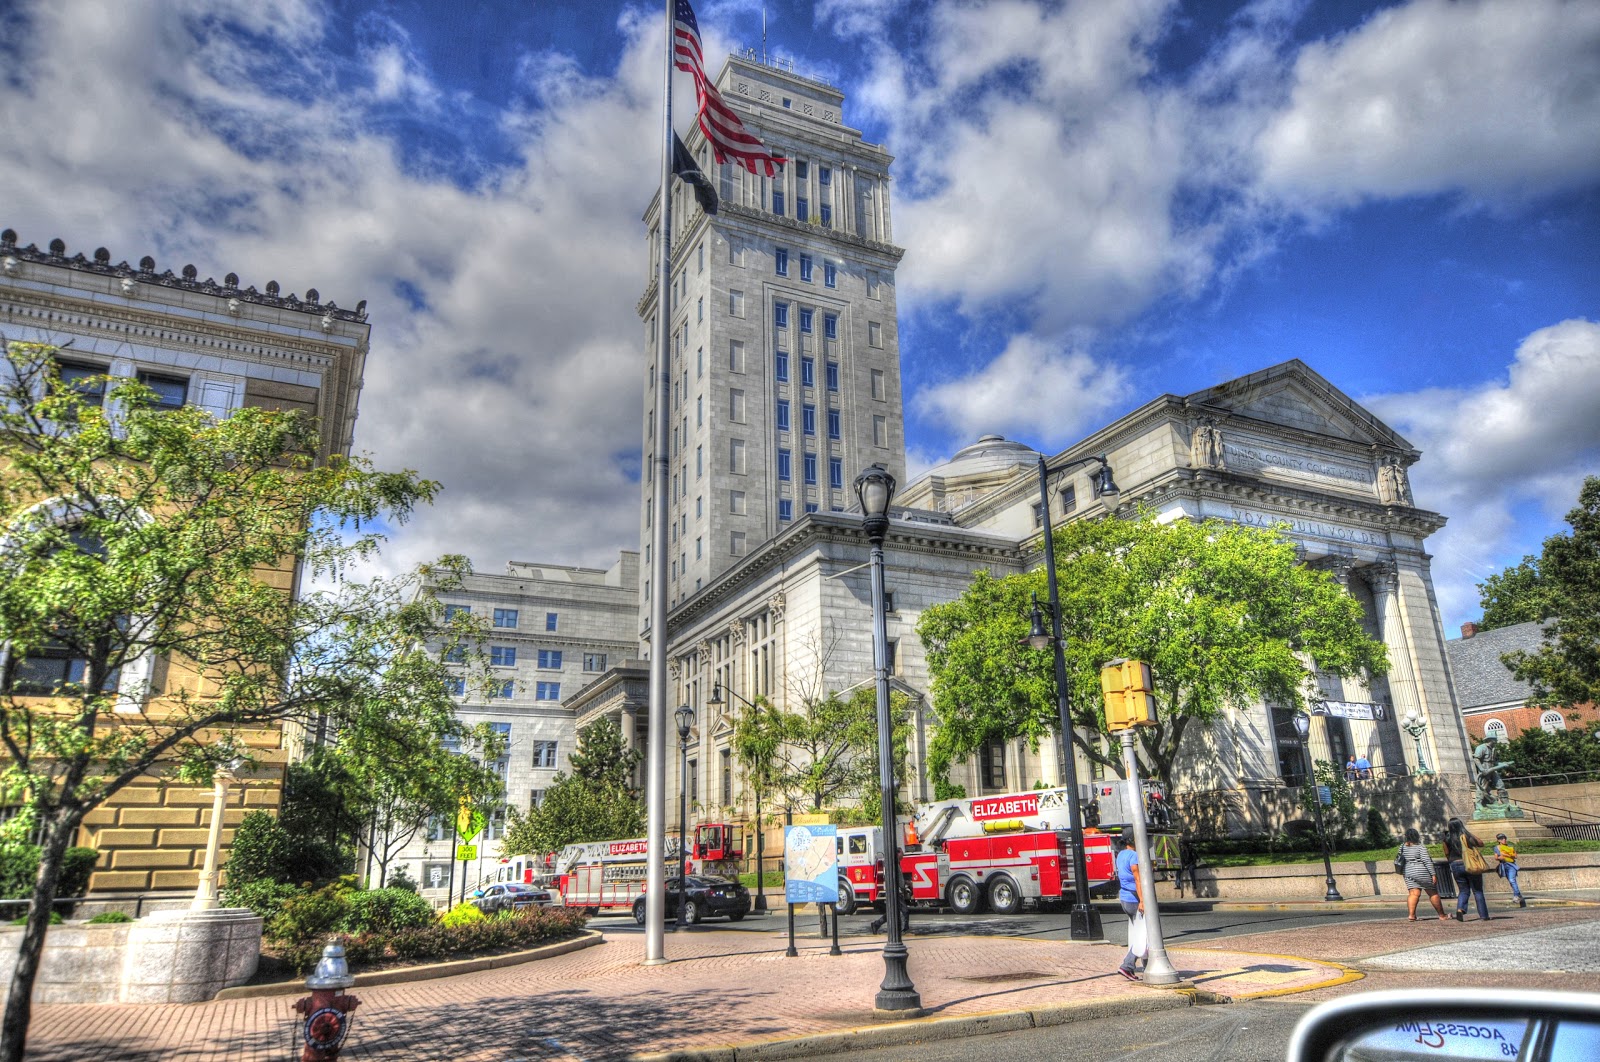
[675,704,695,928]
[853,464,921,1015]
[707,681,769,912]
[1020,454,1118,942]
[1292,712,1344,902]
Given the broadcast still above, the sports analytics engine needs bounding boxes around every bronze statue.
[1471,735,1514,808]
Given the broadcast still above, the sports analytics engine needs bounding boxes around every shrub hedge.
[275,905,588,974]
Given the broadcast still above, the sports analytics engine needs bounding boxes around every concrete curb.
[1168,948,1367,1001]
[630,991,1193,1062]
[212,929,604,999]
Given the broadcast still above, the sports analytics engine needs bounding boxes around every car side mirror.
[1288,988,1600,1062]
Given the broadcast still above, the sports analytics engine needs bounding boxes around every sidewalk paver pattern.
[23,924,1345,1061]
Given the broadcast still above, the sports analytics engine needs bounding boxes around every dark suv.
[631,875,751,925]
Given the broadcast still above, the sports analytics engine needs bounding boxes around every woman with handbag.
[1444,817,1491,921]
[1396,828,1447,921]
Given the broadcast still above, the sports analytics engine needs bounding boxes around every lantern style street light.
[1401,709,1434,776]
[1292,712,1344,901]
[853,464,921,1015]
[674,704,695,929]
[1021,453,1119,942]
[708,681,770,912]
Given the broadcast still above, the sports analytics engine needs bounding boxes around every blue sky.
[2,0,1596,633]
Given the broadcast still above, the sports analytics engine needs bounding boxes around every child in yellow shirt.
[1495,833,1525,908]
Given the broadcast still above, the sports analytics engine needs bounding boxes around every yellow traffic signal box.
[1101,658,1158,731]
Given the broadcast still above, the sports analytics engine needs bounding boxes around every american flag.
[672,0,786,177]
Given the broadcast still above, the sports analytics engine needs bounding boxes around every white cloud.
[912,337,1130,450]
[1256,0,1600,208]
[1364,318,1600,625]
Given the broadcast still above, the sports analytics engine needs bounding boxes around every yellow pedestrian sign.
[457,799,487,842]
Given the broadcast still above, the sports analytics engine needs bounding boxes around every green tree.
[777,692,881,813]
[918,513,1388,793]
[1497,720,1600,782]
[0,341,447,1061]
[1501,477,1600,709]
[502,719,642,854]
[1477,555,1549,631]
[729,693,787,885]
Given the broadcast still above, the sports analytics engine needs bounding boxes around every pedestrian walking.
[1114,834,1145,981]
[1444,817,1490,921]
[1395,827,1447,921]
[1495,833,1526,908]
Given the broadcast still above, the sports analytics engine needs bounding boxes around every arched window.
[1540,710,1566,732]
[1484,719,1507,742]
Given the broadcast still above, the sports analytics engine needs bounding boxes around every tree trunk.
[2,812,81,1062]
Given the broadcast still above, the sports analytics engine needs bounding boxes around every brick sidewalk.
[22,924,1347,1061]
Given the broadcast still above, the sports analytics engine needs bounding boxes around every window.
[730,389,745,422]
[537,650,562,669]
[532,740,559,768]
[444,604,471,621]
[445,676,466,696]
[730,489,746,514]
[805,502,818,513]
[829,456,843,488]
[696,297,703,323]
[583,653,607,672]
[493,608,518,628]
[867,273,880,299]
[1271,707,1308,787]
[696,495,702,518]
[1032,502,1045,530]
[868,320,883,347]
[774,302,789,329]
[490,646,517,667]
[4,636,117,696]
[722,748,733,804]
[820,203,832,228]
[729,241,744,266]
[776,399,790,432]
[1484,719,1507,742]
[778,449,792,481]
[426,816,450,842]
[772,187,785,216]
[800,308,813,334]
[442,645,467,664]
[137,371,188,411]
[535,681,561,701]
[797,195,809,221]
[695,536,702,559]
[488,679,515,699]
[819,165,831,186]
[1541,710,1566,732]
[688,760,699,802]
[530,789,546,808]
[57,361,107,408]
[778,498,793,521]
[799,255,813,282]
[696,445,703,478]
[546,613,558,631]
[801,357,815,387]
[729,340,745,372]
[826,360,839,389]
[698,242,704,273]
[730,530,746,555]
[871,368,885,400]
[796,161,808,180]
[775,248,789,276]
[979,739,1007,791]
[824,314,838,340]
[884,591,897,613]
[729,290,744,316]
[802,404,816,436]
[827,409,840,439]
[803,452,817,484]
[697,348,703,378]
[1059,485,1077,515]
[873,415,888,447]
[824,262,837,288]
[775,351,789,382]
[697,395,703,428]
[731,438,746,474]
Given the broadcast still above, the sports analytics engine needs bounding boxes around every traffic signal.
[1100,658,1158,731]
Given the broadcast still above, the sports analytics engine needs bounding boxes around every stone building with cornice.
[0,228,368,898]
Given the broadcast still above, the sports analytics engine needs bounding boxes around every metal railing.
[1548,824,1600,841]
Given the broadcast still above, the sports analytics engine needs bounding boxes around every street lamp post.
[1021,453,1119,942]
[1401,709,1434,776]
[708,681,769,912]
[854,464,921,1016]
[1292,713,1344,902]
[675,705,695,930]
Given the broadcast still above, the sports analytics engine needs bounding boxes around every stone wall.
[1172,773,1474,840]
[1156,850,1600,903]
[1506,781,1600,824]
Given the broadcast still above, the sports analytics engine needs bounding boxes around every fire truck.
[832,826,885,915]
[550,823,746,913]
[899,787,1118,915]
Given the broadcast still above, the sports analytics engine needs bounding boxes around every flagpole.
[643,0,676,966]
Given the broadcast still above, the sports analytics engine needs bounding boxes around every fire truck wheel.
[833,879,857,916]
[632,899,646,926]
[946,877,982,916]
[987,875,1022,916]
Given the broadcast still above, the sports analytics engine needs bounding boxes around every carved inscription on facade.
[1230,507,1386,546]
[1223,442,1370,486]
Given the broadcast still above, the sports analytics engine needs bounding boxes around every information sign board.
[783,824,838,904]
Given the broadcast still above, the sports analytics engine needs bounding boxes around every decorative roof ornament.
[0,229,368,322]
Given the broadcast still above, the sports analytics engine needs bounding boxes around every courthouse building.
[0,228,368,895]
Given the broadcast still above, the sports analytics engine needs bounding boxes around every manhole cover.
[953,971,1052,984]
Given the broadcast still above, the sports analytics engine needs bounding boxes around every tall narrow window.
[800,308,813,334]
[775,248,789,276]
[137,371,188,412]
[802,404,816,436]
[776,399,790,432]
[772,186,786,216]
[803,452,817,484]
[774,302,789,329]
[799,254,813,282]
[775,350,789,382]
[824,262,837,288]
[777,449,792,481]
[829,456,843,488]
[801,357,815,387]
[826,360,839,390]
[778,498,793,522]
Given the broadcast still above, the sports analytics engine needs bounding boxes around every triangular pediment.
[1183,360,1414,451]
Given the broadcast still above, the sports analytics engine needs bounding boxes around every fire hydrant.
[292,941,361,1061]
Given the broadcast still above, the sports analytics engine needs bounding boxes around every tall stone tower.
[638,53,906,631]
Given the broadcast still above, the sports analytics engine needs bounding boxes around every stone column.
[191,767,235,912]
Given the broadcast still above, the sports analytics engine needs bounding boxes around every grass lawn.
[1200,838,1600,868]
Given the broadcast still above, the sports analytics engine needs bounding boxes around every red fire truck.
[832,826,885,914]
[899,787,1117,915]
[551,823,746,913]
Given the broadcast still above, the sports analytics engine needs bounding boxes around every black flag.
[673,133,718,216]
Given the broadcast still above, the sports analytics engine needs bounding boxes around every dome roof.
[924,434,1040,481]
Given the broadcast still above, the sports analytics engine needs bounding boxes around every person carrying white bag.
[1116,834,1147,980]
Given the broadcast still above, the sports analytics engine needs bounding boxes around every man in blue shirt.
[1115,834,1144,980]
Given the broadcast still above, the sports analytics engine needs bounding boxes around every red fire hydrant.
[292,941,361,1061]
